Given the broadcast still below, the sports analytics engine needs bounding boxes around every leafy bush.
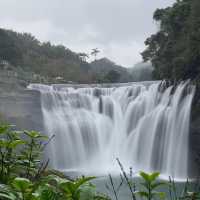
[0,124,110,200]
[0,125,49,183]
[0,175,110,200]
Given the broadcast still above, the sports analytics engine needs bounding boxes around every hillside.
[129,62,153,82]
[0,28,93,83]
[0,28,134,84]
[90,58,132,82]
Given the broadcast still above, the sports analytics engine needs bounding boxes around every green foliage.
[142,0,200,81]
[90,58,131,83]
[0,125,48,183]
[104,70,121,83]
[0,29,133,84]
[0,175,111,200]
[0,29,22,65]
[20,131,48,179]
[0,28,92,83]
[0,124,110,200]
[135,172,166,200]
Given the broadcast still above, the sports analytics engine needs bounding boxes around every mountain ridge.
[0,28,134,84]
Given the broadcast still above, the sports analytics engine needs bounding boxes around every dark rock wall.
[190,116,200,176]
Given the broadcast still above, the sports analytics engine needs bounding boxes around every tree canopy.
[0,29,22,65]
[142,0,200,81]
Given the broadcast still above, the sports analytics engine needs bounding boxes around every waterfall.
[28,82,195,180]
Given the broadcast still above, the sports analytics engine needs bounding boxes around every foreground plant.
[0,125,49,183]
[135,171,166,200]
[19,130,49,179]
[0,124,110,200]
[0,125,25,183]
[0,175,110,200]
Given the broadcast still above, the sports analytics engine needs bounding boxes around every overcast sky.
[0,0,175,67]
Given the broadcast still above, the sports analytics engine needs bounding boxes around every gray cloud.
[0,0,175,67]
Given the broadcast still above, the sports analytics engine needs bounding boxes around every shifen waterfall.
[28,82,195,180]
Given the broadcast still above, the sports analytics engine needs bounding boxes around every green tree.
[104,70,121,83]
[0,29,22,65]
[142,0,200,81]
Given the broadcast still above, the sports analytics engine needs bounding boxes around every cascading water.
[28,82,195,180]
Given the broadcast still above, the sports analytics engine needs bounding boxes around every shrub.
[0,124,110,200]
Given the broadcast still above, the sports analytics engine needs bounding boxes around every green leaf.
[94,194,111,200]
[44,174,70,185]
[139,171,150,182]
[8,140,25,148]
[80,183,96,200]
[12,177,32,192]
[24,131,48,139]
[135,191,149,198]
[149,172,160,182]
[152,191,165,199]
[0,193,17,200]
[74,176,96,190]
[59,181,74,194]
[37,185,58,200]
[0,139,8,147]
[0,184,18,200]
[0,125,10,135]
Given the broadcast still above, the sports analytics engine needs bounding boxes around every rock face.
[190,117,200,176]
[0,69,43,131]
[0,88,44,132]
[189,92,200,177]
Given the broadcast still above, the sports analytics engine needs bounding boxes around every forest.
[142,0,200,82]
[0,28,134,84]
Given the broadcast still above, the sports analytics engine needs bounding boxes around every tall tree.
[142,0,200,81]
[91,48,100,61]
